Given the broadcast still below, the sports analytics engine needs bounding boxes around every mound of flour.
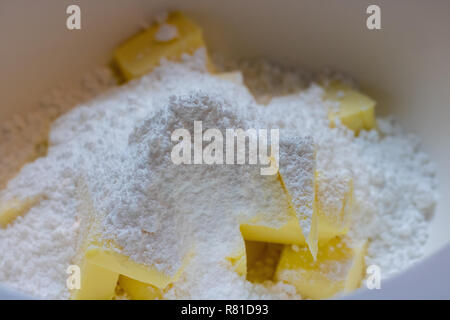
[0,50,438,299]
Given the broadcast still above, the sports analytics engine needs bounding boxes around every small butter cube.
[275,238,367,299]
[324,81,376,134]
[118,275,162,300]
[0,196,40,227]
[71,261,119,300]
[243,138,318,258]
[71,180,185,301]
[114,11,213,81]
[240,213,306,246]
[71,193,119,300]
[85,242,183,289]
[240,138,314,253]
[240,170,354,255]
[240,137,318,259]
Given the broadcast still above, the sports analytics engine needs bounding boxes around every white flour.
[0,50,438,299]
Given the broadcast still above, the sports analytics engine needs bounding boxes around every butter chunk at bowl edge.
[114,11,214,81]
[324,81,376,134]
[275,237,367,299]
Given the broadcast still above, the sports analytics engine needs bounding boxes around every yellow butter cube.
[240,214,305,245]
[70,183,118,300]
[118,275,162,300]
[239,141,316,257]
[71,179,185,300]
[73,224,180,298]
[324,81,376,134]
[71,261,119,300]
[241,209,349,246]
[114,11,213,81]
[242,138,319,258]
[275,238,367,299]
[241,137,318,259]
[84,218,184,289]
[0,196,40,227]
[240,171,354,256]
[70,195,119,300]
[85,242,183,289]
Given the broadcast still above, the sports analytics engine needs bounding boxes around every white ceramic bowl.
[0,0,449,299]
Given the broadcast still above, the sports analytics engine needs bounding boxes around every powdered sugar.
[349,122,437,277]
[0,50,438,299]
[278,136,316,240]
[0,68,116,189]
